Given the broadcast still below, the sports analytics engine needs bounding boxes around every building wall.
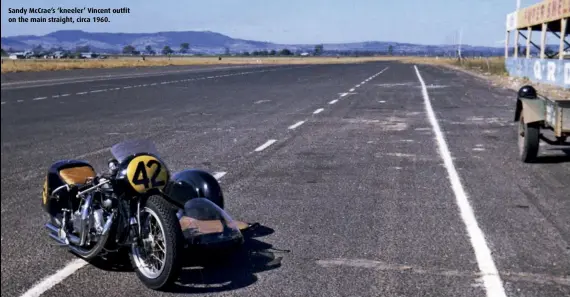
[506,57,570,90]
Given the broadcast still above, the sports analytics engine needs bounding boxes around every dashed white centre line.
[313,108,324,114]
[288,121,305,130]
[1,102,6,105]
[11,67,299,105]
[414,65,507,297]
[254,139,277,152]
[329,99,338,105]
[349,88,355,92]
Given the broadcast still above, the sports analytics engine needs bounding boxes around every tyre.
[129,195,184,290]
[518,115,540,163]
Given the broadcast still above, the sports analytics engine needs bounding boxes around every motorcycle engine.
[70,193,106,241]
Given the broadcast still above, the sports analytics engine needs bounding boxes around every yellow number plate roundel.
[126,155,168,193]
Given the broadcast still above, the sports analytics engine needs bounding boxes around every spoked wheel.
[130,196,184,290]
[518,115,540,163]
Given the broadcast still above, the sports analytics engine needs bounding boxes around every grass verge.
[1,56,407,73]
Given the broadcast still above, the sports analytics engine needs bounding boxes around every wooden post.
[526,27,532,58]
[560,18,567,60]
[505,31,510,58]
[540,23,547,59]
[514,29,520,57]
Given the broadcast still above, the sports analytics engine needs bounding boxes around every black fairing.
[518,85,537,99]
[164,169,224,209]
[42,160,94,216]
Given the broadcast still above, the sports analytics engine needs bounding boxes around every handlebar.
[50,173,114,198]
[77,177,111,196]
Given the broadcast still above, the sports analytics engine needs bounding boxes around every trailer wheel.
[518,115,540,163]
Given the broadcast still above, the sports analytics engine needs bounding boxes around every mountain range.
[1,30,505,55]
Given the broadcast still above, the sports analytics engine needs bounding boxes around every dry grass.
[398,56,508,76]
[0,55,506,74]
[1,56,406,73]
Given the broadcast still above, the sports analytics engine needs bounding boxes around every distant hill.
[1,29,505,56]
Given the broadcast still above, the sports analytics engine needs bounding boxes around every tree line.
[120,43,328,56]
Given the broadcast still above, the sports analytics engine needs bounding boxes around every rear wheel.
[518,115,540,163]
[129,195,184,290]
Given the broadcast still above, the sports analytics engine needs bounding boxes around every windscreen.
[178,198,242,244]
[110,139,159,163]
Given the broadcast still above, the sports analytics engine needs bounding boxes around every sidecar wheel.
[129,195,184,290]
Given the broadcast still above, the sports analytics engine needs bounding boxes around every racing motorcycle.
[41,139,250,290]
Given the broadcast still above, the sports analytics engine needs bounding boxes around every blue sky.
[1,0,543,46]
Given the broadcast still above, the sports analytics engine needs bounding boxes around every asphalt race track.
[1,62,569,297]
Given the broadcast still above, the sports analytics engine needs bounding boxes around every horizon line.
[0,29,507,48]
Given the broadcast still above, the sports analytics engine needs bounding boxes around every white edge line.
[414,65,507,297]
[313,108,324,114]
[329,99,338,105]
[254,139,277,152]
[213,171,227,180]
[288,121,305,130]
[19,259,88,297]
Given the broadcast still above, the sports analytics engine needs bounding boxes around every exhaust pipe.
[45,222,81,245]
[45,211,116,260]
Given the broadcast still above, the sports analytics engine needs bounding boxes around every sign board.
[506,57,570,90]
[506,11,518,31]
[516,0,570,28]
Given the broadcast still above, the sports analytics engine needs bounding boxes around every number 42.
[132,160,165,189]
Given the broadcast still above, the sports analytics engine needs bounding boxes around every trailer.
[505,1,569,162]
[514,86,570,162]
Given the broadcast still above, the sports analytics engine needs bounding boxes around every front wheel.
[129,195,184,290]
